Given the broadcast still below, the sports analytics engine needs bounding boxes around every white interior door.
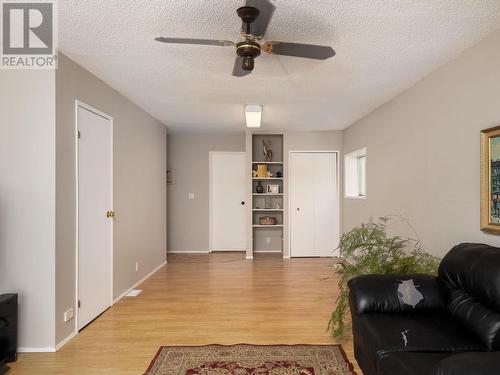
[290,153,315,257]
[77,104,113,330]
[210,152,246,251]
[290,152,339,257]
[313,153,338,256]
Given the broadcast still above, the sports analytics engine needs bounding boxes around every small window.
[345,148,367,198]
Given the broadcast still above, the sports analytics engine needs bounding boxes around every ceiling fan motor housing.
[236,40,261,71]
[237,6,260,25]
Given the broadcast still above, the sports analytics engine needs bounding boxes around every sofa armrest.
[348,274,447,316]
[432,352,500,375]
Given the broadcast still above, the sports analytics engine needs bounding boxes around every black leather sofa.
[348,243,500,375]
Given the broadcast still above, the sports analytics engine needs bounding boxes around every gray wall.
[287,131,343,153]
[56,54,167,344]
[343,29,500,257]
[0,70,56,349]
[167,132,245,252]
[167,130,343,254]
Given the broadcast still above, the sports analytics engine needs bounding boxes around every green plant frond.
[329,216,440,337]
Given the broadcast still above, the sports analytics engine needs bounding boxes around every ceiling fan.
[155,0,335,77]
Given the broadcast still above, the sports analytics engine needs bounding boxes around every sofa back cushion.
[348,274,447,315]
[438,243,500,350]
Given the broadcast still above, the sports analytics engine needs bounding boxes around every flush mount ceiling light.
[245,104,262,128]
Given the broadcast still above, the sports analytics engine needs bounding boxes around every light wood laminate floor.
[6,252,361,374]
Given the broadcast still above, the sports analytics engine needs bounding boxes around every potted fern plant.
[329,216,440,337]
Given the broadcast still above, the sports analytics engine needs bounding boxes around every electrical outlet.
[266,237,271,244]
[188,192,195,200]
[64,308,74,322]
[135,261,139,272]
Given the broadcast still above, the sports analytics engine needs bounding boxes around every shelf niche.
[252,134,283,163]
[253,195,282,211]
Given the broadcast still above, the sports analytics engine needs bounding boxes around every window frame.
[344,147,367,199]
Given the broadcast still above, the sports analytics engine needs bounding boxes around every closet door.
[290,152,339,257]
[290,153,315,257]
[313,152,338,257]
[77,104,113,330]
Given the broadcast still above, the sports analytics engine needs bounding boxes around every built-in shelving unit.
[253,209,283,212]
[252,193,283,196]
[252,224,284,228]
[248,133,285,256]
[252,176,283,181]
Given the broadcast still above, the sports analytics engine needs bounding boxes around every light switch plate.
[188,193,195,200]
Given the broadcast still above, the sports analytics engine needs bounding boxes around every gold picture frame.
[480,125,500,232]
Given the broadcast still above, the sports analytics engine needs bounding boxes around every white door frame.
[209,151,246,252]
[288,150,340,258]
[74,100,114,334]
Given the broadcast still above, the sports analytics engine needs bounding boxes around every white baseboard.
[24,262,167,354]
[209,249,246,252]
[167,250,210,254]
[113,260,167,304]
[55,331,77,351]
[18,346,56,353]
[245,255,253,259]
[254,250,282,253]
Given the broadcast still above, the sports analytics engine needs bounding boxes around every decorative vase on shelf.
[256,181,264,194]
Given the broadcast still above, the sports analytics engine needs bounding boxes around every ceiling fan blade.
[242,0,275,38]
[262,41,335,60]
[155,37,235,47]
[232,57,251,77]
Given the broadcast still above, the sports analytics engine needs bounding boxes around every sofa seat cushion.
[353,313,486,372]
[432,352,500,375]
[377,352,451,375]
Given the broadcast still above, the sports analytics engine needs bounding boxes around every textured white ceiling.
[59,1,500,132]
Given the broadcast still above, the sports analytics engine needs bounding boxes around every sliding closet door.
[313,152,338,257]
[290,152,339,257]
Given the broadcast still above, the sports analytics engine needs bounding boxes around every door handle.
[241,201,245,205]
[106,210,115,218]
[297,208,300,211]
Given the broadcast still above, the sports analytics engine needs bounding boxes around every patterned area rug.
[144,344,357,375]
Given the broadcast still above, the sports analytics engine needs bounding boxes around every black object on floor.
[0,294,17,365]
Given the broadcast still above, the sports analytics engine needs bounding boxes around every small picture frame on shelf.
[267,184,279,194]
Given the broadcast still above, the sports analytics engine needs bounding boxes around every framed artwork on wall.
[480,125,500,233]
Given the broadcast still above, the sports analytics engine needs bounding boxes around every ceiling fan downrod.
[236,6,261,71]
